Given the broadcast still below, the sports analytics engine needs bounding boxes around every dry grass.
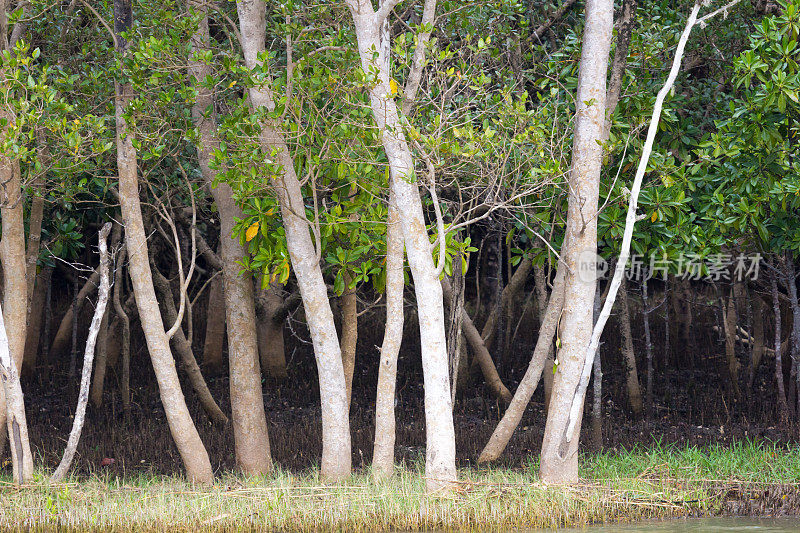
[1,441,798,532]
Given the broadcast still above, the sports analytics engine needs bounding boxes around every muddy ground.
[12,288,797,480]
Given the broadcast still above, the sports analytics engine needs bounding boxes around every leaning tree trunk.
[237,0,351,481]
[51,223,113,482]
[478,268,566,463]
[190,0,272,474]
[152,265,228,425]
[372,193,404,480]
[49,266,101,361]
[538,0,613,485]
[90,223,122,408]
[618,280,644,416]
[442,278,512,403]
[346,0,457,491]
[114,0,213,485]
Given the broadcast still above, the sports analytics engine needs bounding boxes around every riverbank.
[1,441,798,531]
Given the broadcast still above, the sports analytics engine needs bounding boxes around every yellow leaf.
[650,211,658,222]
[389,78,399,96]
[245,222,259,242]
[228,80,237,88]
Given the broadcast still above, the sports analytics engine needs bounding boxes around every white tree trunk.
[236,0,351,480]
[51,223,113,482]
[539,0,613,484]
[372,193,404,480]
[190,0,272,475]
[114,0,213,485]
[346,0,456,491]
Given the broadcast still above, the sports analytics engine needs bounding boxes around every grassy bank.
[1,441,798,532]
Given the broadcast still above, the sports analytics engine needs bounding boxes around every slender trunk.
[602,0,637,139]
[446,247,465,406]
[51,223,113,482]
[372,194,404,480]
[237,0,350,480]
[478,268,566,463]
[191,0,271,473]
[22,265,52,376]
[442,278,512,403]
[89,302,111,409]
[115,0,213,484]
[641,276,653,416]
[347,0,456,491]
[202,275,225,373]
[618,280,643,416]
[747,296,766,393]
[784,256,800,416]
[152,265,229,425]
[340,271,357,407]
[722,286,742,400]
[113,246,132,413]
[539,0,613,484]
[772,271,790,424]
[535,263,555,408]
[0,137,27,458]
[91,223,122,409]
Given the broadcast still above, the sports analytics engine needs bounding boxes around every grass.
[1,441,798,532]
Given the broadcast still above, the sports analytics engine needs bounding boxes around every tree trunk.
[347,0,456,491]
[22,265,52,376]
[51,223,113,482]
[372,194,404,480]
[114,0,213,485]
[152,265,229,425]
[91,223,122,409]
[202,276,225,373]
[641,276,654,416]
[784,256,800,416]
[747,295,766,393]
[478,268,566,463]
[237,0,351,481]
[113,246,132,414]
[442,278,512,403]
[535,264,555,409]
[722,286,742,400]
[771,270,790,424]
[0,140,27,450]
[618,280,644,416]
[340,271,357,407]
[191,0,272,474]
[539,0,613,485]
[0,301,33,484]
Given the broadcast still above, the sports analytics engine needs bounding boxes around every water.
[554,517,800,532]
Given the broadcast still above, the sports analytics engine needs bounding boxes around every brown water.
[553,517,800,532]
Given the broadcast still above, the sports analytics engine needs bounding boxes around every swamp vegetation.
[0,0,799,528]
